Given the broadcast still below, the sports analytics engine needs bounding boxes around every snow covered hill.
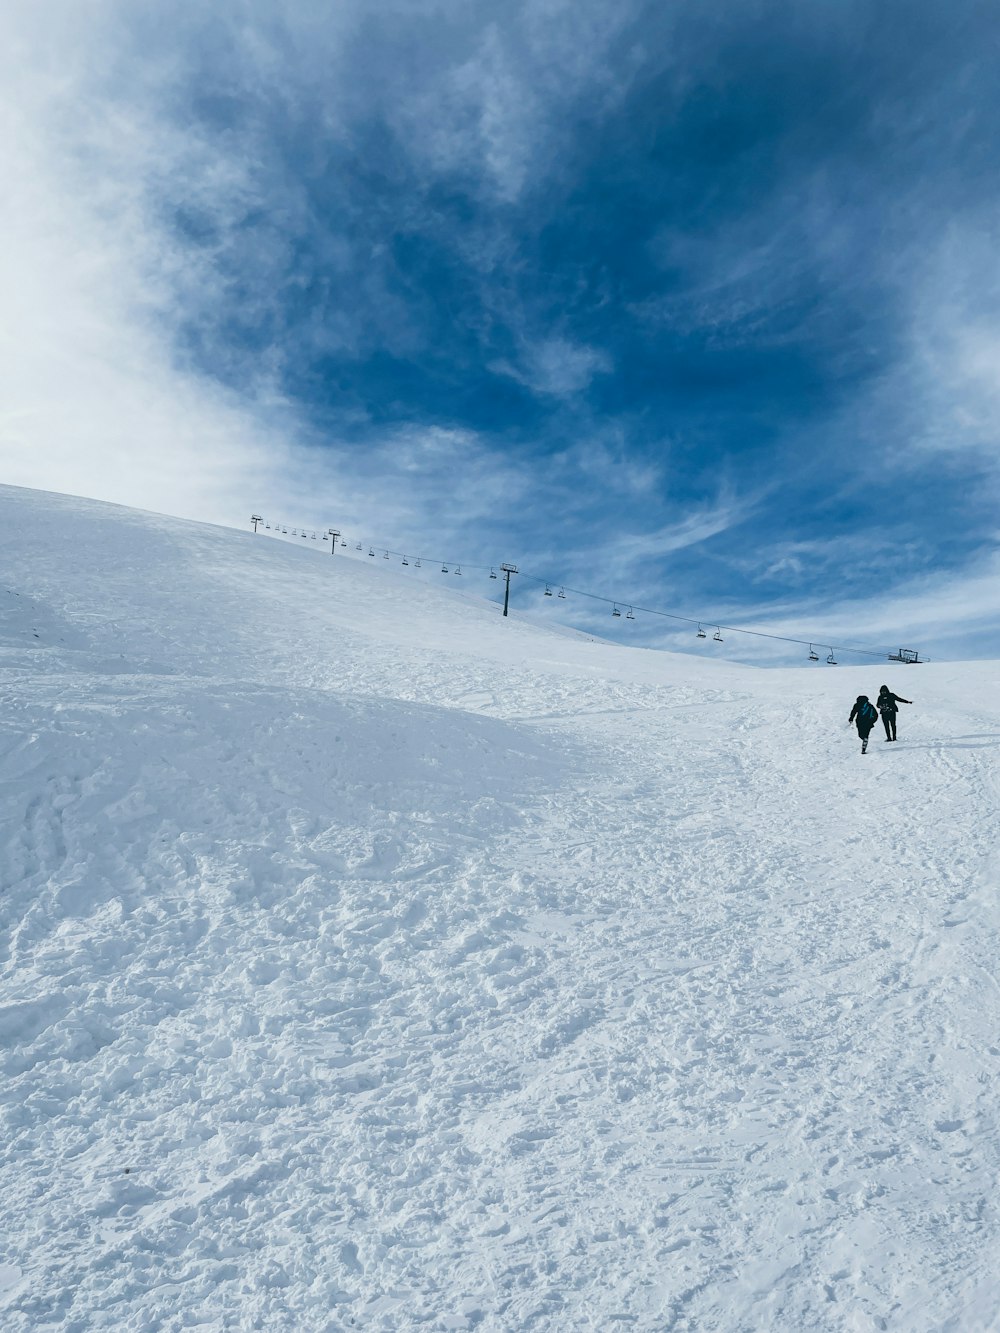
[1,483,998,1332]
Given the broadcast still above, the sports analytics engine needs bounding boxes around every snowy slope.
[1,483,998,1332]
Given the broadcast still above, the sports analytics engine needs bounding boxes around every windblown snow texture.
[1,483,998,1331]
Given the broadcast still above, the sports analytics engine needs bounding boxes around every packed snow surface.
[1,484,998,1332]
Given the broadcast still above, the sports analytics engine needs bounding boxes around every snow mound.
[2,483,999,1331]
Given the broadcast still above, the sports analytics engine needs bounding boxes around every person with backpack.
[848,695,879,753]
[877,684,912,741]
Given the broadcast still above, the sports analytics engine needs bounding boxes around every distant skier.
[848,695,879,753]
[877,684,912,742]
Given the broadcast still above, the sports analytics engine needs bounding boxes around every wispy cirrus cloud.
[490,338,613,398]
[610,497,761,565]
[713,544,1000,665]
[0,0,319,525]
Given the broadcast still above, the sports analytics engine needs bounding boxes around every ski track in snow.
[1,484,999,1331]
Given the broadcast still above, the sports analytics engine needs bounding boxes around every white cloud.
[891,221,1000,469]
[491,338,613,398]
[411,23,542,203]
[610,505,750,562]
[395,0,644,203]
[676,545,1000,664]
[806,551,1000,650]
[0,3,322,528]
[561,430,665,497]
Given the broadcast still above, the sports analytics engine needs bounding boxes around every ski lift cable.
[515,571,910,661]
[334,534,494,574]
[257,517,921,661]
[269,520,495,575]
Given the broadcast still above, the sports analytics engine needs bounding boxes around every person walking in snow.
[848,695,879,753]
[877,684,912,742]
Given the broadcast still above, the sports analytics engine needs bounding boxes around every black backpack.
[859,701,877,726]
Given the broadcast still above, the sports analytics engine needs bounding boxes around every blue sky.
[4,0,1000,661]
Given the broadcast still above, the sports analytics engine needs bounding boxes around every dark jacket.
[877,689,911,714]
[849,697,877,730]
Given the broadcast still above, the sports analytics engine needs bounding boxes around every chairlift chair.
[265,524,271,530]
[558,587,566,598]
[713,628,723,642]
[415,559,422,568]
[697,624,707,638]
[808,644,819,661]
[402,556,409,566]
[827,650,837,665]
[384,550,390,559]
[612,604,621,617]
[626,606,635,619]
[490,568,498,579]
[368,547,375,557]
[441,563,449,573]
[455,566,462,575]
[544,584,553,596]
